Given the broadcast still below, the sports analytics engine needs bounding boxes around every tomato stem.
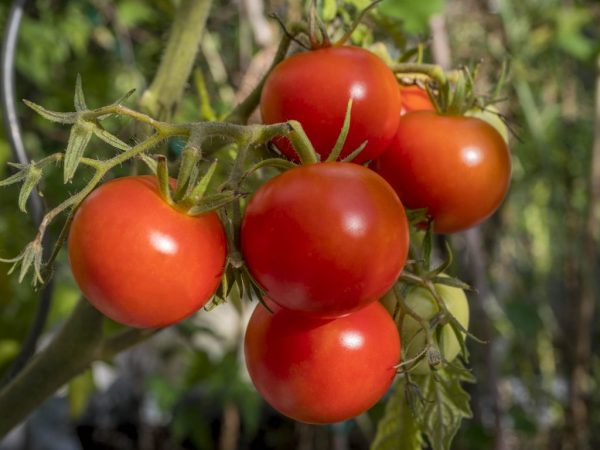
[174,142,202,202]
[332,0,383,48]
[326,98,353,162]
[287,121,319,164]
[156,155,174,206]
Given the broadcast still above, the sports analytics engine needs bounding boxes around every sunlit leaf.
[371,379,424,450]
[64,121,93,183]
[23,99,77,124]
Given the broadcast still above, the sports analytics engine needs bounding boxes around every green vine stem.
[139,0,214,121]
[392,63,451,86]
[225,23,305,124]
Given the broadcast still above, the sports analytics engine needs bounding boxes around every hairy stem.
[139,0,214,120]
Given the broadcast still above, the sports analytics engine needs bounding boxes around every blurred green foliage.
[0,0,599,448]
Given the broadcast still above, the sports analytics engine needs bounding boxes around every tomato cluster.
[64,41,510,426]
[245,44,511,422]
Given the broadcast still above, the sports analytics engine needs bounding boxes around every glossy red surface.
[399,85,435,115]
[68,176,227,328]
[240,162,409,317]
[373,111,511,233]
[244,301,400,424]
[260,46,401,163]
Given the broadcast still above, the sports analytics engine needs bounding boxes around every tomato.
[244,301,400,424]
[68,175,227,328]
[396,279,469,374]
[240,162,409,317]
[372,111,511,233]
[466,105,510,144]
[260,46,401,163]
[400,85,435,115]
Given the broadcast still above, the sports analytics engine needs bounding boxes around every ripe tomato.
[466,105,510,144]
[400,85,435,115]
[260,46,401,163]
[240,162,409,317]
[394,279,469,374]
[244,301,400,424]
[68,175,227,328]
[372,111,511,233]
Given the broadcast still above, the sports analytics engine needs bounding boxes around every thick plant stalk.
[0,301,104,438]
[0,0,212,438]
[140,0,213,120]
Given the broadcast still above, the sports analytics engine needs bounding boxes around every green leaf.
[91,125,131,151]
[0,240,44,285]
[327,98,353,162]
[378,0,446,34]
[187,159,218,202]
[555,7,596,61]
[415,363,474,450]
[64,121,93,183]
[430,275,473,292]
[18,165,42,213]
[108,88,137,109]
[23,99,78,124]
[371,379,424,450]
[138,153,158,174]
[74,74,87,112]
[0,169,28,187]
[187,191,241,215]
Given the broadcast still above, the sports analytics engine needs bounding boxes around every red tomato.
[241,162,409,317]
[68,176,227,328]
[244,301,400,424]
[400,85,435,115]
[373,112,511,233]
[260,46,401,163]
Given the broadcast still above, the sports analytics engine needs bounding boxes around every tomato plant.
[241,162,409,317]
[400,85,435,115]
[372,111,511,233]
[260,46,401,163]
[382,278,469,374]
[244,301,400,424]
[67,175,227,328]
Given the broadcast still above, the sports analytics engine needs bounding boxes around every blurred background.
[0,0,599,449]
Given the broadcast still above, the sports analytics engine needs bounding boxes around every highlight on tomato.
[244,301,401,424]
[372,111,511,233]
[260,46,401,163]
[67,175,227,328]
[240,162,410,317]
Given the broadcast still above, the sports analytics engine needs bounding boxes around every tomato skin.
[68,176,227,328]
[400,85,435,115]
[241,162,409,317]
[244,301,400,424]
[398,281,469,374]
[260,46,401,163]
[373,111,511,233]
[466,105,510,144]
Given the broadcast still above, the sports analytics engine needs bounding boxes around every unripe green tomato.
[465,106,509,145]
[384,279,469,374]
